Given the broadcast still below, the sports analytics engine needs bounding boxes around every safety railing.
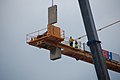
[26,28,47,42]
[26,28,65,43]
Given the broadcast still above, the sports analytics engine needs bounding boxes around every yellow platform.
[26,25,120,73]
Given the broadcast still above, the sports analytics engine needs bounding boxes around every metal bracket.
[87,40,101,46]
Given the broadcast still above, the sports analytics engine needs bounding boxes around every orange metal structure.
[26,25,120,73]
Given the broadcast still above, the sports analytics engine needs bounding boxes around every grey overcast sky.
[0,0,120,80]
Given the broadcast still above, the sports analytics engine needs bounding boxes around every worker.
[69,36,74,47]
[74,40,78,48]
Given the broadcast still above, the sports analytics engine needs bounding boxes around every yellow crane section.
[26,24,120,73]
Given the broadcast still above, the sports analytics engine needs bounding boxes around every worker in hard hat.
[69,36,74,47]
[75,40,78,48]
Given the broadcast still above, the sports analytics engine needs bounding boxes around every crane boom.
[78,0,110,80]
[26,24,120,73]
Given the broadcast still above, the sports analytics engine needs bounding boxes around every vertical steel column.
[78,0,110,80]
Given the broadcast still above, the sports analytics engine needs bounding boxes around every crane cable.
[76,20,120,40]
[52,0,54,6]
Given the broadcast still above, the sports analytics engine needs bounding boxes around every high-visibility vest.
[69,38,74,43]
[75,43,78,48]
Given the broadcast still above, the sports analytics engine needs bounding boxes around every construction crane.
[26,24,120,73]
[26,1,120,79]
